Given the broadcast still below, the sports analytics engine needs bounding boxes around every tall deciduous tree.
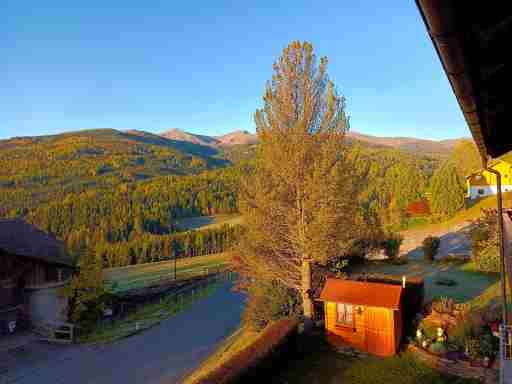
[235,41,358,331]
[449,139,481,179]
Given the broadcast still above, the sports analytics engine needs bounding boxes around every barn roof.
[319,278,402,310]
[0,219,74,267]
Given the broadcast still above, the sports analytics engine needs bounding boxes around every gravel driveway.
[1,282,244,384]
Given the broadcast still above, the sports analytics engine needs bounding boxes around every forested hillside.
[0,129,227,216]
[0,127,465,267]
[350,144,436,225]
[29,167,240,245]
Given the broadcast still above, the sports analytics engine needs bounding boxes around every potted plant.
[465,338,482,365]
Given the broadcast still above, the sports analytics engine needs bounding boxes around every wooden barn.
[0,220,74,334]
[319,278,404,357]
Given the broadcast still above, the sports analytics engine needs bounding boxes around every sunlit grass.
[104,253,230,292]
[402,192,512,235]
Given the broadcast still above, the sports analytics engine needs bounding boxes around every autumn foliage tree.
[233,41,358,331]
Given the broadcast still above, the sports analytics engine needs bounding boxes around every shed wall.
[324,302,399,356]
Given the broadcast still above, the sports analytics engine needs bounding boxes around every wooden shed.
[319,278,403,357]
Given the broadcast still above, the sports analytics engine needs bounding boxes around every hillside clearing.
[174,214,243,231]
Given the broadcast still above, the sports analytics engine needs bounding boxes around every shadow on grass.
[234,332,479,384]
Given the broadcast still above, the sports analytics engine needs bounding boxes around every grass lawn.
[104,253,230,292]
[81,281,222,344]
[402,192,512,235]
[349,258,498,303]
[174,214,243,231]
[231,333,478,384]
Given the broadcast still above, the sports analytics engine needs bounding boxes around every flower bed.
[407,344,498,383]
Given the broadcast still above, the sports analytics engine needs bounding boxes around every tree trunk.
[302,258,314,333]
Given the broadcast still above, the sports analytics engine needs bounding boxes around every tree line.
[93,224,242,268]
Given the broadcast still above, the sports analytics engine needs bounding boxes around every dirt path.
[1,282,244,384]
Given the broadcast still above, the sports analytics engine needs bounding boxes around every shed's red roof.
[319,278,402,309]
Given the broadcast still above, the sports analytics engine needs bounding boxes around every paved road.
[1,282,244,384]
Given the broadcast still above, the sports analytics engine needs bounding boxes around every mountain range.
[160,128,259,147]
[159,128,466,157]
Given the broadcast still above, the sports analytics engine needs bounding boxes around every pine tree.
[234,41,358,332]
[430,161,465,217]
[61,246,107,325]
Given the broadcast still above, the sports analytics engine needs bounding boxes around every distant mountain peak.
[158,129,258,147]
[216,130,258,146]
[157,128,466,155]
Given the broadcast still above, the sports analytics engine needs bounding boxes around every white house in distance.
[466,159,512,200]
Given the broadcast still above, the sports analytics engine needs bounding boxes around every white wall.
[26,284,68,325]
[468,185,512,200]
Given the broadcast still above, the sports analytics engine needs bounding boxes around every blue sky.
[1,1,469,140]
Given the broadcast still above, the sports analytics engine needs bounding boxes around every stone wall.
[408,345,498,384]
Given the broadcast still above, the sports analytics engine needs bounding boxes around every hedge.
[195,317,299,384]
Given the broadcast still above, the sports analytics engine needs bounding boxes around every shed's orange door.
[364,307,394,356]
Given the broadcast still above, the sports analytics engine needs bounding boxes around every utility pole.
[174,251,177,280]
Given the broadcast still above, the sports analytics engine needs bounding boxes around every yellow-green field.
[105,253,230,292]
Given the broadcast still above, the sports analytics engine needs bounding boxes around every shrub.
[242,280,301,331]
[430,342,447,355]
[465,338,482,359]
[383,233,403,259]
[391,255,408,265]
[434,278,457,287]
[480,332,499,358]
[422,236,440,262]
[432,297,455,314]
[470,209,500,272]
[326,257,349,278]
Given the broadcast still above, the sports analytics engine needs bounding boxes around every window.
[478,188,485,195]
[336,303,354,326]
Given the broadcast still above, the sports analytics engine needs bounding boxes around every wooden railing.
[33,321,75,344]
